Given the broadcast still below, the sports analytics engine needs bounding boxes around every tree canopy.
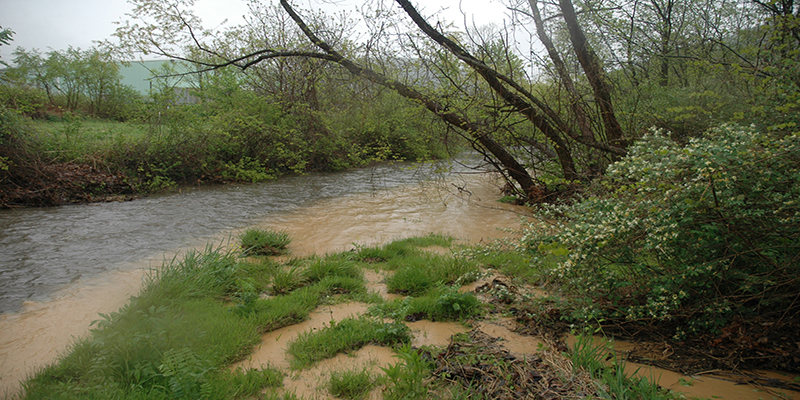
[107,0,798,201]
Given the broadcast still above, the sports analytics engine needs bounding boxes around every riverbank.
[0,169,526,396]
[0,161,138,208]
[3,160,799,399]
[12,233,800,400]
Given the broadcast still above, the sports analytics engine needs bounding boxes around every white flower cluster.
[520,124,800,324]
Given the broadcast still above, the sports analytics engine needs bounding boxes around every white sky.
[0,0,509,64]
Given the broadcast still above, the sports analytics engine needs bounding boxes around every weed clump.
[287,316,411,369]
[327,366,378,399]
[239,228,291,256]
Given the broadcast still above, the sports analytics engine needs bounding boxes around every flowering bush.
[524,125,800,335]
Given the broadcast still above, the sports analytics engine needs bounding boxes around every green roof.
[119,59,197,95]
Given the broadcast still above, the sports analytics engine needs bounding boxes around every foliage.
[569,331,675,400]
[0,26,13,62]
[8,47,142,120]
[381,344,434,400]
[0,85,48,117]
[286,316,411,369]
[327,366,378,400]
[239,228,292,256]
[523,125,800,335]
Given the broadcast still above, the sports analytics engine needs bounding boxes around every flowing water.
[1,156,797,399]
[0,155,528,395]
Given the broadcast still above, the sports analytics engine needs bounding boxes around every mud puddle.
[565,334,800,400]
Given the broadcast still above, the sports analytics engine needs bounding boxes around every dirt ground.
[0,161,136,208]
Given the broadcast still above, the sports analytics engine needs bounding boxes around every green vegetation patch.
[327,366,379,400]
[458,244,549,285]
[239,228,291,256]
[385,253,479,295]
[287,316,411,369]
[22,245,280,399]
[303,255,363,283]
[369,286,482,322]
[381,344,435,400]
[353,233,453,263]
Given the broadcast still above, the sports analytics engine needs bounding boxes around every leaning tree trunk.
[394,0,579,182]
[559,0,627,149]
[278,0,540,196]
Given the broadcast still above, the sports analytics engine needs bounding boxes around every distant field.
[29,119,151,161]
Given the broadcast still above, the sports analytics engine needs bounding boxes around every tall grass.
[21,245,279,399]
[569,332,675,400]
[385,253,479,295]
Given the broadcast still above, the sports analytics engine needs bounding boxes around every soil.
[511,299,800,376]
[0,161,137,208]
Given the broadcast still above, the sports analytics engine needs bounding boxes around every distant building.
[119,59,200,104]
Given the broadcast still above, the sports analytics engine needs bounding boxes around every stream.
[0,155,527,395]
[1,156,797,399]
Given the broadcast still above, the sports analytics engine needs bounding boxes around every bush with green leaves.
[524,125,800,336]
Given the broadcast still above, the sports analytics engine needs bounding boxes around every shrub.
[524,125,800,335]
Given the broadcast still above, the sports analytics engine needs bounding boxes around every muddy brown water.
[0,157,527,396]
[1,157,798,399]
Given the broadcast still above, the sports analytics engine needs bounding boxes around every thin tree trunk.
[559,0,627,149]
[529,0,594,141]
[394,0,578,181]
[278,0,540,196]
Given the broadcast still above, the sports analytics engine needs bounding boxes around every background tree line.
[109,0,798,201]
[0,21,450,206]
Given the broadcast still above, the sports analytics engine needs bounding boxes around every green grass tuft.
[327,366,378,399]
[240,228,292,256]
[385,253,478,295]
[304,256,363,283]
[369,286,482,322]
[287,316,411,369]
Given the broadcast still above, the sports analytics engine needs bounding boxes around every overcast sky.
[1,0,507,64]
